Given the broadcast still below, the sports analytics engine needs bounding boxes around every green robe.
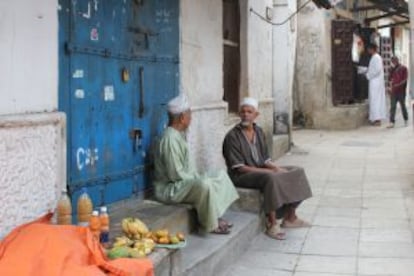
[153,127,239,232]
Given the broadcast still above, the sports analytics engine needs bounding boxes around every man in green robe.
[153,94,239,234]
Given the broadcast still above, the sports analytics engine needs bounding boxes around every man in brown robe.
[222,97,312,240]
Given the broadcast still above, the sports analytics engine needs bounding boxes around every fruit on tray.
[107,246,130,259]
[121,217,149,238]
[107,217,187,260]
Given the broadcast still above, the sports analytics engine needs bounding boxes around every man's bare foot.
[266,224,286,240]
[282,218,311,228]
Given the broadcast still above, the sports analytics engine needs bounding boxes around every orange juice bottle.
[77,187,93,226]
[89,210,101,240]
[99,206,110,248]
[56,190,72,225]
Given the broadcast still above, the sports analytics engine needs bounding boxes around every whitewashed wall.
[0,0,58,115]
[180,0,227,171]
[0,113,65,239]
[245,0,273,100]
[0,0,63,239]
[272,0,297,134]
[181,0,275,171]
[180,0,223,106]
[295,1,331,116]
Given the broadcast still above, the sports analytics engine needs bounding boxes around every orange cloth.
[0,213,154,276]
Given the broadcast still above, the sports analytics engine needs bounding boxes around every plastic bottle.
[99,206,110,248]
[77,187,93,226]
[89,210,101,240]
[56,190,72,225]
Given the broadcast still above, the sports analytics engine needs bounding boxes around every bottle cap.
[100,206,107,213]
[92,210,99,216]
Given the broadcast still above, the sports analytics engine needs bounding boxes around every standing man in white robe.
[365,44,387,126]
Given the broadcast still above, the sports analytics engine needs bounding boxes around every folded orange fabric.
[0,213,154,276]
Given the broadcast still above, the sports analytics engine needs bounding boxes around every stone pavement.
[220,120,414,276]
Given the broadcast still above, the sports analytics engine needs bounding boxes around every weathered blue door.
[58,0,179,206]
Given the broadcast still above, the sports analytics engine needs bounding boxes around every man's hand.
[273,166,287,173]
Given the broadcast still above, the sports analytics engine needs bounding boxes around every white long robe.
[366,53,387,121]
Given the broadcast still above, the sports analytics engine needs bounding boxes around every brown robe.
[222,123,312,213]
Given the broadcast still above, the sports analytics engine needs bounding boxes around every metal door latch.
[129,128,142,152]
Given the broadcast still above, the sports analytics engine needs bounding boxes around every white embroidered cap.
[167,94,190,114]
[240,97,258,110]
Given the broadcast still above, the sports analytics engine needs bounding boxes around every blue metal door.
[58,0,179,206]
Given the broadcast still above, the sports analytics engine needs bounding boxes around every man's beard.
[241,120,252,127]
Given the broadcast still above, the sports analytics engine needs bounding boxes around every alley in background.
[221,118,414,276]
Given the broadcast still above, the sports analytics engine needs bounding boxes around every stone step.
[109,198,197,238]
[230,188,262,214]
[107,198,196,275]
[178,211,261,276]
[107,196,263,276]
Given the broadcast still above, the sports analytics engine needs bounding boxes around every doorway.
[58,0,179,206]
[223,0,241,113]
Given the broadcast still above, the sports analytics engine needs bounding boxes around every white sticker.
[75,89,85,99]
[104,86,115,101]
[90,28,99,41]
[73,70,84,78]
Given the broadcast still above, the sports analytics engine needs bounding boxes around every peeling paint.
[76,147,99,171]
[94,0,99,11]
[75,89,85,99]
[156,9,171,24]
[104,86,115,101]
[90,28,99,41]
[82,2,91,19]
[73,70,84,78]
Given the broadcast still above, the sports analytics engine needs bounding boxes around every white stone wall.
[180,0,223,106]
[0,0,58,115]
[244,0,273,100]
[0,1,62,239]
[181,0,275,171]
[295,1,332,117]
[0,113,66,239]
[272,0,298,134]
[180,0,227,172]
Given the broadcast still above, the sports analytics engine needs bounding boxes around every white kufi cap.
[240,97,258,110]
[167,94,190,114]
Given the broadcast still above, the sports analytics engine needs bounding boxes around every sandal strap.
[266,225,286,240]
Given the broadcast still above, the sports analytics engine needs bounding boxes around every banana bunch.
[121,217,149,239]
[133,238,155,256]
[112,236,134,248]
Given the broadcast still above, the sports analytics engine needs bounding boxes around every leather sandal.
[282,218,311,228]
[210,224,230,235]
[219,218,233,228]
[266,224,286,240]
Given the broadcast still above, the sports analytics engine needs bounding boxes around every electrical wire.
[249,0,313,26]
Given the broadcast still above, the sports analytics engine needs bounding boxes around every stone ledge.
[272,134,290,160]
[108,192,264,275]
[313,103,368,130]
[231,188,263,214]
